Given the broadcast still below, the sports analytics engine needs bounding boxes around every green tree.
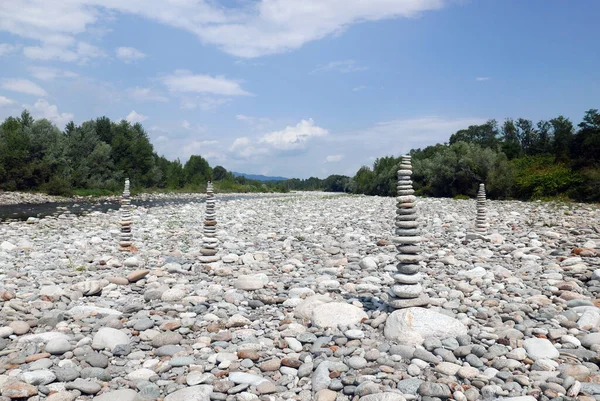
[96,116,113,144]
[550,116,573,162]
[183,155,212,186]
[351,166,376,195]
[19,110,34,128]
[322,174,351,192]
[449,120,500,149]
[0,117,30,190]
[516,118,537,156]
[572,109,600,168]
[212,165,228,181]
[501,119,522,159]
[166,159,185,189]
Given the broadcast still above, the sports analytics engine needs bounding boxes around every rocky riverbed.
[0,193,600,401]
[0,191,296,207]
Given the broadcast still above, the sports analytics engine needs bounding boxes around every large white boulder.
[384,307,468,346]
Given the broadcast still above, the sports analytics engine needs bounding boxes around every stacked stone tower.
[475,183,487,233]
[119,178,133,251]
[199,181,220,262]
[390,155,428,308]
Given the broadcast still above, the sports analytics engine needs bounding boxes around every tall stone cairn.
[390,155,428,309]
[475,183,487,233]
[199,181,220,262]
[119,178,133,251]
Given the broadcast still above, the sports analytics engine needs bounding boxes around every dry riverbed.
[0,193,600,401]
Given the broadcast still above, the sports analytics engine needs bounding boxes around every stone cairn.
[390,155,428,309]
[119,178,133,251]
[199,181,220,262]
[475,183,487,233]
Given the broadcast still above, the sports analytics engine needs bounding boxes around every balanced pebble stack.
[475,183,487,233]
[199,181,220,262]
[390,155,428,308]
[119,178,132,251]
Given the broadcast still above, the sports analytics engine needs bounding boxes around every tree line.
[3,108,599,201]
[348,109,600,201]
[0,111,288,196]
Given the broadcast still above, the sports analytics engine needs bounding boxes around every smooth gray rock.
[310,302,368,328]
[92,328,129,351]
[45,338,72,355]
[93,389,143,401]
[523,338,559,360]
[384,307,467,346]
[163,385,213,401]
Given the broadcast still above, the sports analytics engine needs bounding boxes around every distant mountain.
[232,172,289,182]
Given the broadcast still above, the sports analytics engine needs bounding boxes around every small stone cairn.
[199,181,220,262]
[390,155,428,309]
[119,178,133,251]
[475,183,487,233]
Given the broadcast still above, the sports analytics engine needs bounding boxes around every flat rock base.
[389,295,429,309]
[198,255,221,263]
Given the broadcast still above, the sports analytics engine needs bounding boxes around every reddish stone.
[281,357,302,368]
[24,353,51,363]
[237,349,260,361]
[2,381,37,398]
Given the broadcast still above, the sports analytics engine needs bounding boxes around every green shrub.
[453,194,470,200]
[45,175,73,196]
[512,156,582,199]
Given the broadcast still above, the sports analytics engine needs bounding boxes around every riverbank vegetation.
[349,109,600,201]
[2,109,598,201]
[0,112,288,196]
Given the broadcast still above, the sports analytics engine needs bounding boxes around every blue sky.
[0,0,598,178]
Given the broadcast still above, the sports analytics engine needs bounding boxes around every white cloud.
[183,140,218,154]
[259,118,328,150]
[180,97,232,112]
[116,46,146,63]
[28,66,78,81]
[325,154,344,162]
[312,60,368,74]
[162,70,250,96]
[475,77,490,81]
[236,114,251,122]
[23,41,105,63]
[236,114,273,129]
[76,41,105,60]
[125,110,148,123]
[155,135,168,143]
[194,0,447,57]
[230,137,250,150]
[352,85,368,92]
[229,136,267,159]
[0,1,448,59]
[0,43,18,56]
[181,120,190,129]
[32,99,73,126]
[0,95,14,106]
[23,45,77,62]
[331,116,488,155]
[1,78,47,96]
[128,86,168,102]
